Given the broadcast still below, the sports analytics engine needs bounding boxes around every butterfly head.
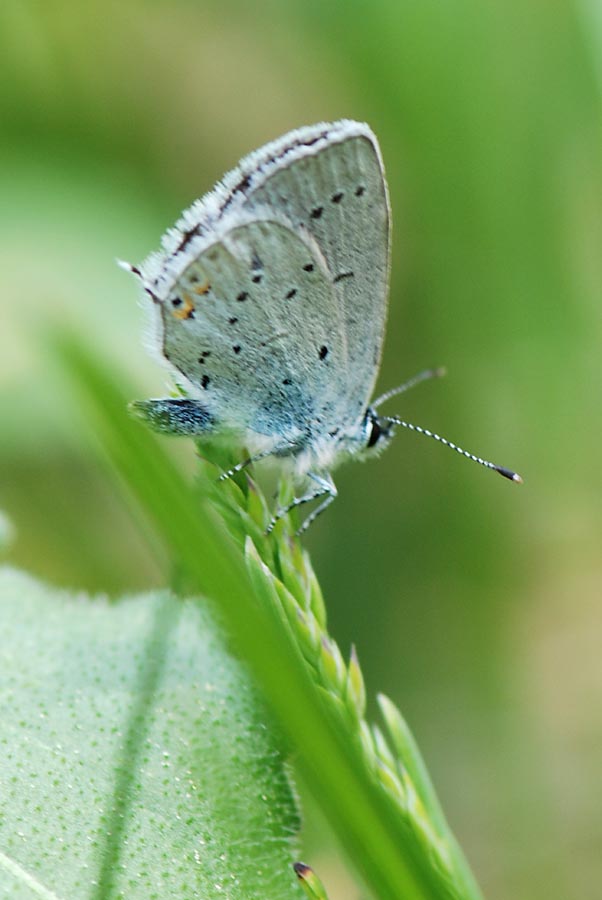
[359,408,396,459]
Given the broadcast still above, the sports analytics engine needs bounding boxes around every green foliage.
[49,336,486,899]
[2,3,601,897]
[0,568,301,899]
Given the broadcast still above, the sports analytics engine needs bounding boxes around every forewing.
[242,123,390,419]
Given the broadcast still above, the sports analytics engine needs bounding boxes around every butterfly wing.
[240,121,390,423]
[137,121,390,455]
[152,212,351,452]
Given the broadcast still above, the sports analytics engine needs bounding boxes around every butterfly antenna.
[373,367,447,409]
[381,416,523,483]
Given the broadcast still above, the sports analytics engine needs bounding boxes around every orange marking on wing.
[173,294,196,320]
[193,281,211,296]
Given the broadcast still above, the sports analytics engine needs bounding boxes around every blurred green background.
[1,1,601,897]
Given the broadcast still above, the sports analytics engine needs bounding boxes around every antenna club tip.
[495,466,523,484]
[433,366,447,378]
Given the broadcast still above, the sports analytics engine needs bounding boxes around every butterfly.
[121,120,521,533]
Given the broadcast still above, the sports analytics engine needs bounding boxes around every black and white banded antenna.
[380,416,523,483]
[375,366,523,483]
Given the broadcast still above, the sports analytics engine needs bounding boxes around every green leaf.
[0,567,302,900]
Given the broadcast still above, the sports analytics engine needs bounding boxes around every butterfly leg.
[266,473,337,535]
[218,448,278,482]
[296,474,338,535]
[218,437,302,483]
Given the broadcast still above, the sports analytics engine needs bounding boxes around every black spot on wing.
[251,252,263,283]
[144,287,160,304]
[333,271,354,283]
[175,226,200,254]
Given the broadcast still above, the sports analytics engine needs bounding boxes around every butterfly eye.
[366,417,382,448]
